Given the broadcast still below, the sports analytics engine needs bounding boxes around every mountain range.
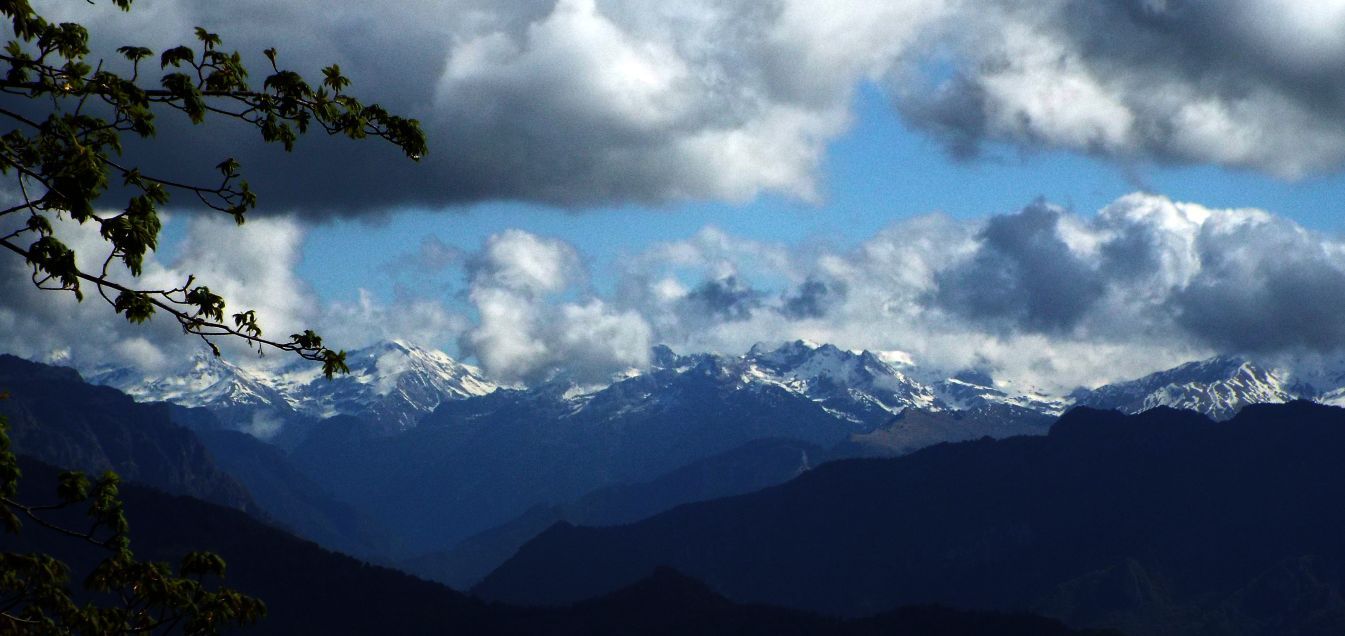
[69,339,1340,558]
[476,402,1345,635]
[5,348,1343,634]
[88,339,1339,440]
[10,456,1109,636]
[89,339,496,440]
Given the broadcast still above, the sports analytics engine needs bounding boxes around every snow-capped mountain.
[1072,355,1296,420]
[277,340,497,430]
[930,369,1068,415]
[743,340,937,412]
[84,335,1339,444]
[89,349,289,412]
[92,340,496,435]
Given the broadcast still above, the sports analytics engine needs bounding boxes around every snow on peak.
[1075,355,1294,420]
[93,340,496,432]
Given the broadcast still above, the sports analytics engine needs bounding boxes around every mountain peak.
[1075,355,1293,420]
[90,341,496,437]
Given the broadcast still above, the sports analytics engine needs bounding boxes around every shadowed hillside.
[477,402,1345,635]
[6,458,1110,635]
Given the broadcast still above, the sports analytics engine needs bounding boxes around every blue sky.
[295,84,1345,308]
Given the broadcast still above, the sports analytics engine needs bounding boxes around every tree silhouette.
[0,2,428,631]
[0,404,266,633]
[0,0,427,377]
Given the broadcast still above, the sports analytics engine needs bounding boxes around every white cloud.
[321,289,471,353]
[460,229,653,383]
[472,229,583,294]
[0,213,467,374]
[585,192,1345,392]
[0,213,314,373]
[7,192,1345,395]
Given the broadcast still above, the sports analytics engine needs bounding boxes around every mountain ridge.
[80,340,1345,437]
[474,401,1345,635]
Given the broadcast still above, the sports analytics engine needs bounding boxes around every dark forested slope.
[478,402,1345,635]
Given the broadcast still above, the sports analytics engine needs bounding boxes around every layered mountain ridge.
[474,402,1345,635]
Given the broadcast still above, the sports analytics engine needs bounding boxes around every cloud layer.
[456,193,1345,392]
[5,193,1345,392]
[46,0,1345,216]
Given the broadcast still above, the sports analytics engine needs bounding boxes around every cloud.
[1170,214,1345,352]
[468,229,583,294]
[683,276,762,322]
[586,192,1345,392]
[0,213,316,373]
[385,236,466,276]
[8,191,1345,394]
[893,0,1345,177]
[52,0,1345,217]
[321,289,472,353]
[935,201,1106,334]
[780,277,843,319]
[0,213,466,374]
[459,229,651,383]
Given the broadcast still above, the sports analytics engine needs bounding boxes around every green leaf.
[113,291,155,323]
[321,349,349,379]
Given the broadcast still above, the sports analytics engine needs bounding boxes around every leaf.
[113,291,155,324]
[159,45,194,68]
[116,45,151,62]
[215,157,240,177]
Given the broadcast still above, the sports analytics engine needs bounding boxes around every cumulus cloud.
[0,213,316,373]
[893,0,1345,177]
[460,230,652,384]
[322,289,472,352]
[567,192,1345,392]
[0,214,466,374]
[45,0,1343,216]
[935,202,1106,334]
[7,192,1345,393]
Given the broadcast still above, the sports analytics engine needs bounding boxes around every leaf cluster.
[0,0,427,377]
[0,411,265,634]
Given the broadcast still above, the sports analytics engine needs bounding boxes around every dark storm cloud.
[935,202,1105,334]
[41,0,1345,218]
[896,0,1345,176]
[1173,220,1345,352]
[55,0,848,217]
[780,278,845,319]
[683,276,763,322]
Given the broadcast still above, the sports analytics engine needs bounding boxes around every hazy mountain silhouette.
[194,428,397,559]
[0,354,254,512]
[290,362,860,552]
[8,457,1111,635]
[403,438,828,588]
[477,402,1345,635]
[0,355,396,558]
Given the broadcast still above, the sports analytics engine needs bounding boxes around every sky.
[8,0,1345,392]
